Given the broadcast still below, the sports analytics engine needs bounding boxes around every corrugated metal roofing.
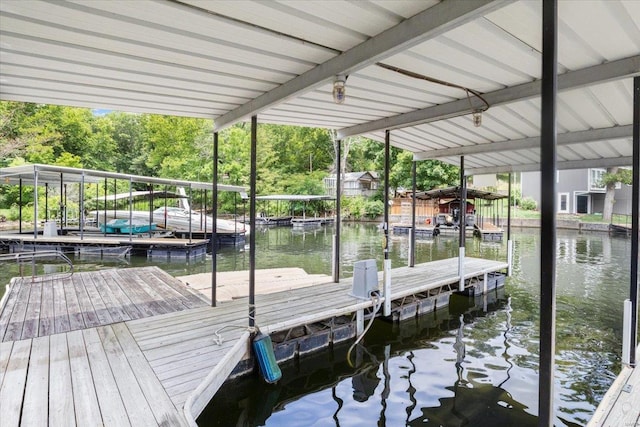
[1,0,638,173]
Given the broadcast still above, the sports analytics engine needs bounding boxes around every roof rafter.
[213,0,510,130]
[413,125,633,160]
[339,55,640,139]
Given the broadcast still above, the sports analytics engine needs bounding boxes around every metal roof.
[416,186,508,201]
[0,164,247,193]
[1,0,638,174]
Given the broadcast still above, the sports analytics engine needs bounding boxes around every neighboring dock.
[588,353,640,427]
[0,257,507,425]
[0,232,210,259]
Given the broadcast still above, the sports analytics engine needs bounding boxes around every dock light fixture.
[333,74,347,104]
[472,110,482,127]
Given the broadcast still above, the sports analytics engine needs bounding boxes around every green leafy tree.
[602,167,632,222]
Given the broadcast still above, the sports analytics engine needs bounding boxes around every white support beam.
[467,155,633,175]
[213,0,510,130]
[414,125,633,160]
[338,55,640,139]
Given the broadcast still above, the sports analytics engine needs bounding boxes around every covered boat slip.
[1,1,639,425]
[0,164,250,253]
[0,164,248,245]
[0,257,507,426]
[255,195,336,227]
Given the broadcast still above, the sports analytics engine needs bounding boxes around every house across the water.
[324,171,379,198]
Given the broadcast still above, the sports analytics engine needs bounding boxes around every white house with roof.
[521,168,632,215]
[324,172,379,198]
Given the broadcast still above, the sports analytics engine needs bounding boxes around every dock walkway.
[588,350,640,427]
[0,257,507,426]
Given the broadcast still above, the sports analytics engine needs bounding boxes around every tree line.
[0,100,459,218]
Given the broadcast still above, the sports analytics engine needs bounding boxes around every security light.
[333,74,347,104]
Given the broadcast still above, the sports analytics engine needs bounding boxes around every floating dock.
[254,216,293,226]
[474,223,504,241]
[0,257,507,425]
[588,352,640,427]
[290,217,334,227]
[0,232,210,260]
[392,224,437,238]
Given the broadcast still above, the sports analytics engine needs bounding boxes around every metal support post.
[628,75,639,365]
[410,160,417,267]
[458,156,466,291]
[333,139,342,282]
[539,0,558,424]
[33,170,38,238]
[383,130,391,316]
[211,131,219,307]
[507,172,513,276]
[249,115,257,329]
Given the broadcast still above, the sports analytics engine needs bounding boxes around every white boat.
[93,207,249,235]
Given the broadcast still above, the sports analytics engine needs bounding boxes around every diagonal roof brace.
[338,55,640,139]
[213,0,511,131]
[413,125,633,160]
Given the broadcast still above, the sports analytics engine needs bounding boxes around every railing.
[0,250,74,282]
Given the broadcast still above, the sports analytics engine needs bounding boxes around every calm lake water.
[0,224,633,426]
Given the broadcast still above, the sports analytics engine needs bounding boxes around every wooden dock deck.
[0,257,507,426]
[588,350,640,427]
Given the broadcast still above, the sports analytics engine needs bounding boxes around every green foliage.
[364,199,384,219]
[602,168,632,186]
[344,197,365,220]
[520,197,537,211]
[1,100,465,216]
[509,188,522,206]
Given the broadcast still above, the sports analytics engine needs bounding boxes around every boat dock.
[392,224,437,238]
[0,257,507,425]
[0,232,210,260]
[588,352,640,427]
[473,222,504,241]
[290,217,334,227]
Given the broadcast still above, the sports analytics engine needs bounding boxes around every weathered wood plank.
[114,269,174,316]
[95,269,143,320]
[80,273,114,326]
[83,328,131,427]
[0,281,20,341]
[0,339,32,427]
[67,329,103,427]
[21,335,50,426]
[153,330,244,383]
[97,325,158,427]
[49,333,76,427]
[20,279,43,340]
[120,268,182,306]
[111,323,188,427]
[63,274,85,331]
[86,271,128,323]
[53,276,72,334]
[71,273,100,328]
[101,269,163,318]
[148,268,208,308]
[3,281,31,341]
[39,278,55,337]
[0,341,14,388]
